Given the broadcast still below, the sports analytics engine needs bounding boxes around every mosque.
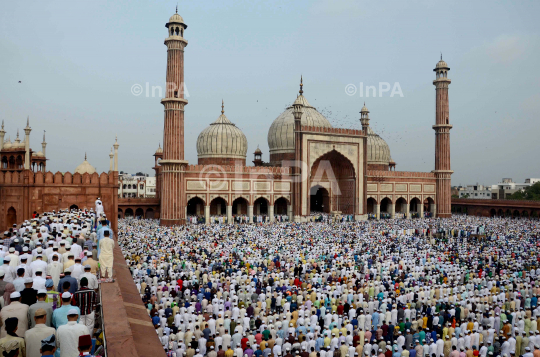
[0,9,452,229]
[154,10,453,225]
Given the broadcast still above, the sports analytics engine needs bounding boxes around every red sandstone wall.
[0,170,118,232]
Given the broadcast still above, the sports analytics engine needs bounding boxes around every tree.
[508,182,540,201]
[451,194,459,199]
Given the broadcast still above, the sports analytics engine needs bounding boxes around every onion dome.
[32,151,45,157]
[268,78,332,156]
[167,7,187,28]
[3,139,12,149]
[361,103,369,113]
[155,143,163,154]
[366,126,392,166]
[74,153,96,175]
[254,146,262,155]
[196,101,248,160]
[434,55,450,70]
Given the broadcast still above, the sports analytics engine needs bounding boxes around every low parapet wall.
[102,237,166,356]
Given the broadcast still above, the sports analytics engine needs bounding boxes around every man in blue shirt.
[52,292,80,328]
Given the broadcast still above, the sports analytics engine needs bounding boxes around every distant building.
[145,177,156,197]
[458,184,491,199]
[118,173,155,198]
[491,178,540,199]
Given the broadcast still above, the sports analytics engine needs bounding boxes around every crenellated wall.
[0,170,118,232]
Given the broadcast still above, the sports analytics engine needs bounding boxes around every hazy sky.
[1,0,539,185]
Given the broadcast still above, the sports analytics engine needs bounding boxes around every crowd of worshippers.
[0,207,115,356]
[118,215,540,357]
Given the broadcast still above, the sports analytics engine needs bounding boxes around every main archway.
[410,197,421,218]
[310,185,330,213]
[310,150,356,214]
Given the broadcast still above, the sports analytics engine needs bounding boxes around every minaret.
[109,147,114,172]
[113,136,119,171]
[160,9,189,226]
[292,77,304,222]
[433,55,452,218]
[0,120,5,151]
[360,102,369,132]
[42,130,47,157]
[24,117,31,170]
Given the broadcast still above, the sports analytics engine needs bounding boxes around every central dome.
[197,104,248,165]
[267,94,332,162]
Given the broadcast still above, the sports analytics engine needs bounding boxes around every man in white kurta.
[56,309,89,357]
[99,231,114,278]
[47,256,63,288]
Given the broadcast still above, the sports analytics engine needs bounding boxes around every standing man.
[0,292,29,338]
[57,309,89,357]
[28,290,53,328]
[73,277,97,333]
[24,309,56,357]
[99,230,114,278]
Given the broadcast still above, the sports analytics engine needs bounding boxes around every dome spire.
[176,3,178,13]
[85,152,87,161]
[299,75,303,95]
[221,99,224,115]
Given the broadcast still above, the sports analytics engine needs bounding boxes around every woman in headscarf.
[2,284,15,307]
[0,317,25,357]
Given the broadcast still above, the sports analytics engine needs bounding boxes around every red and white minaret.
[160,8,188,226]
[433,56,452,218]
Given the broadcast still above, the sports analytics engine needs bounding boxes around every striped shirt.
[73,287,97,315]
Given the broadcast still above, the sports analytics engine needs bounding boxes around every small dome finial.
[85,152,87,161]
[441,52,443,61]
[221,99,224,115]
[43,130,46,143]
[299,75,303,95]
[176,3,178,13]
[1,120,4,130]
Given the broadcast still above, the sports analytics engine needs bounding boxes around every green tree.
[508,182,540,200]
